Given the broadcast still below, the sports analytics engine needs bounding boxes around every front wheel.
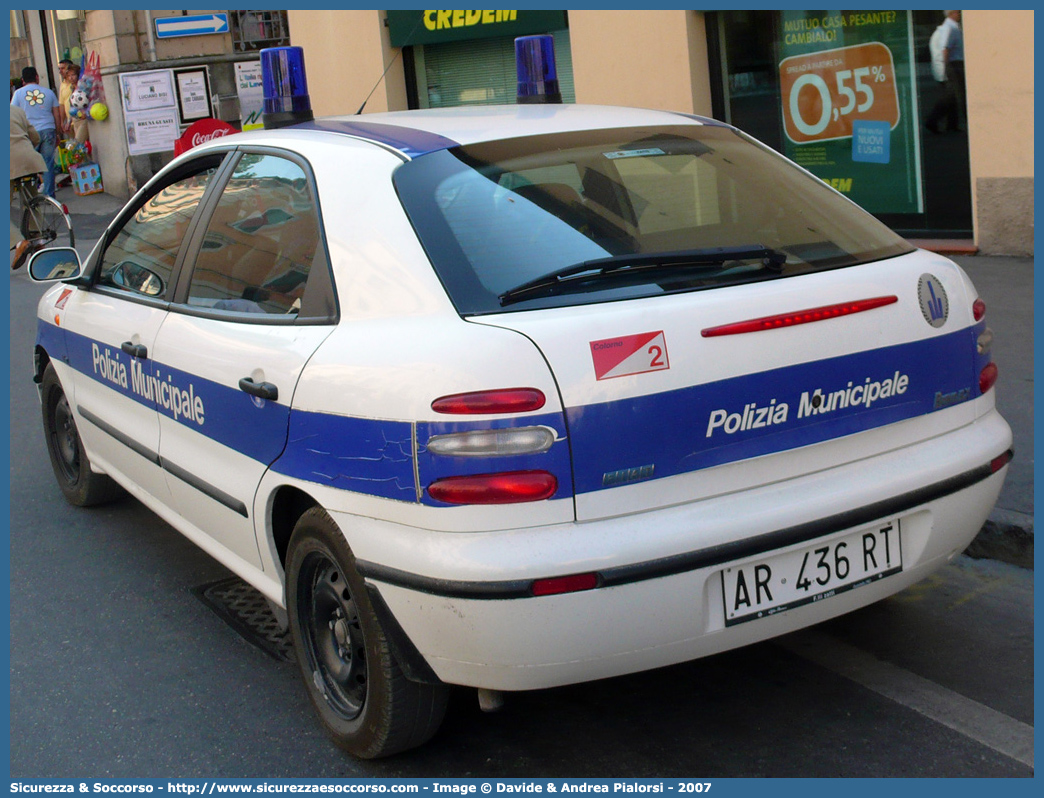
[286,507,449,758]
[22,194,74,248]
[41,363,123,506]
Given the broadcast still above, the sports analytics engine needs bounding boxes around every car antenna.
[356,13,424,114]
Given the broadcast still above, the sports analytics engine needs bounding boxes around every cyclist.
[10,104,47,270]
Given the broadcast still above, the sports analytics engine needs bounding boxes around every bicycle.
[10,174,74,269]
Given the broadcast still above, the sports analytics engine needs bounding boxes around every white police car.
[29,46,1011,759]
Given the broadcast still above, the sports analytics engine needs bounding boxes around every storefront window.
[51,10,85,66]
[230,10,290,52]
[710,9,971,237]
[386,10,575,109]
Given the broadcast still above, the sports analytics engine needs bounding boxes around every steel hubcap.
[52,394,79,481]
[301,554,367,719]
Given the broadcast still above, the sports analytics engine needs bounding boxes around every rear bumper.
[333,408,1011,690]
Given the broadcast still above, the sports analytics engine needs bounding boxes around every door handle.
[121,341,148,359]
[239,377,278,402]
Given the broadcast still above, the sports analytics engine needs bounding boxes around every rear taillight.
[432,388,546,415]
[427,426,555,457]
[427,470,557,504]
[701,296,897,337]
[973,298,996,392]
[979,362,998,395]
[990,450,1013,473]
[977,328,994,355]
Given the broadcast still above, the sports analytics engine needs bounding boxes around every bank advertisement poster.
[778,10,922,214]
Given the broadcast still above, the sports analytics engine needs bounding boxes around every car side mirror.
[27,247,84,283]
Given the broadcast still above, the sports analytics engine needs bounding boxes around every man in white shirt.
[926,10,965,134]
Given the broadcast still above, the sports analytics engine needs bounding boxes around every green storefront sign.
[387,10,568,48]
[778,10,922,214]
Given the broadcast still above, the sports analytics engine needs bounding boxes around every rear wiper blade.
[498,245,786,307]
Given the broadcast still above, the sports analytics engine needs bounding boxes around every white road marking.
[779,628,1034,769]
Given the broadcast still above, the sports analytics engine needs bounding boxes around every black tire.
[286,506,449,758]
[22,194,74,248]
[41,363,123,506]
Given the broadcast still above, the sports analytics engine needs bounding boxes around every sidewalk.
[952,256,1034,568]
[56,190,1036,568]
[55,184,125,253]
[59,185,126,217]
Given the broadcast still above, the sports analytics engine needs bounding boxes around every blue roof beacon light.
[260,46,314,129]
[515,35,562,104]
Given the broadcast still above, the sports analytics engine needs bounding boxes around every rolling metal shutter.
[419,30,575,108]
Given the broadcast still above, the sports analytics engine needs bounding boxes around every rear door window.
[182,152,335,321]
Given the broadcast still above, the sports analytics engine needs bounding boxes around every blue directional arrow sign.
[154,13,229,39]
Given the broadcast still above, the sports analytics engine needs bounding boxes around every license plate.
[721,518,903,626]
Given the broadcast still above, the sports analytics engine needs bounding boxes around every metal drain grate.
[193,576,295,662]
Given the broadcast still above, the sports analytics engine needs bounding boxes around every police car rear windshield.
[394,125,914,315]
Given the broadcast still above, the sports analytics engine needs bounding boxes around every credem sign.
[387,10,568,47]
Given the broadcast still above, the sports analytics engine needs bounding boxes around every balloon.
[89,102,108,121]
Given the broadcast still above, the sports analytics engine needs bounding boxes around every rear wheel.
[41,363,123,506]
[286,506,449,758]
[22,194,74,248]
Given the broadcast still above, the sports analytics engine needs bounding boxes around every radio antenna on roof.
[355,48,404,115]
[356,13,425,114]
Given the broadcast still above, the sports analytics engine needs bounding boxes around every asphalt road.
[7,267,1033,779]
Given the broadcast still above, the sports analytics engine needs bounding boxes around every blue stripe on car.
[566,326,978,495]
[292,119,459,158]
[273,410,418,502]
[35,319,68,365]
[55,326,291,465]
[37,320,979,504]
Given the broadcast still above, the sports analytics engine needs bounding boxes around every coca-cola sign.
[174,118,239,156]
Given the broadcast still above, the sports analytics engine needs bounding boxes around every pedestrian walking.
[926,10,966,134]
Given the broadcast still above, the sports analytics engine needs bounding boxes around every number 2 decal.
[649,345,665,368]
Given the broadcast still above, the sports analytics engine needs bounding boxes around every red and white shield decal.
[590,331,670,381]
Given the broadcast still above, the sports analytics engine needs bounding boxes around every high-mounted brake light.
[432,389,546,415]
[260,46,314,129]
[515,34,562,104]
[979,362,998,395]
[427,471,558,505]
[973,298,986,321]
[701,296,898,337]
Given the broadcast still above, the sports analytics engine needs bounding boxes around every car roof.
[215,104,724,160]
